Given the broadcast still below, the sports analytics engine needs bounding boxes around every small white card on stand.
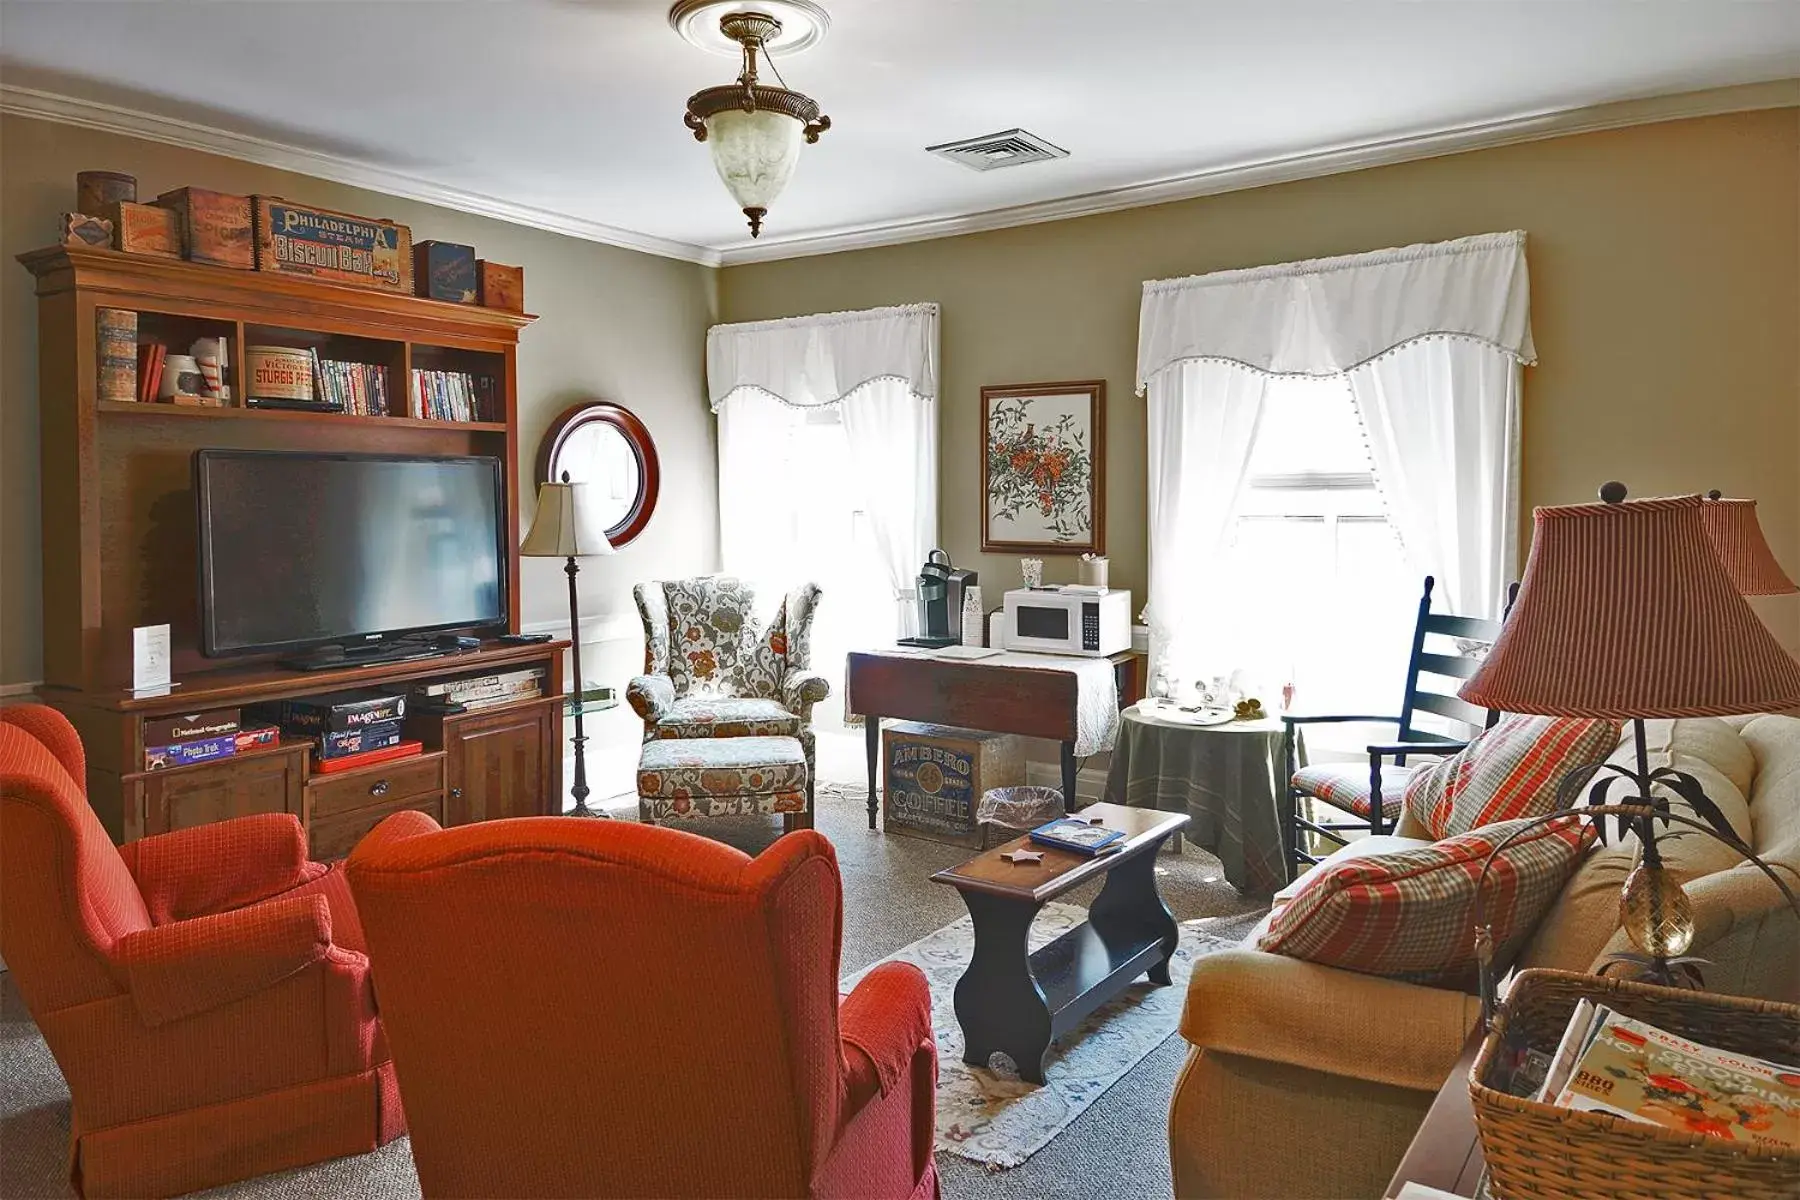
[132,624,172,695]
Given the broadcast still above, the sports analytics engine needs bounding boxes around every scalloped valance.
[1136,231,1534,392]
[706,302,939,412]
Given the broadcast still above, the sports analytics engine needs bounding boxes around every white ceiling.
[3,0,1798,265]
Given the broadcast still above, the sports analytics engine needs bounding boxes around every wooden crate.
[253,197,412,293]
[108,201,181,258]
[883,722,1024,848]
[154,187,254,269]
[478,260,524,312]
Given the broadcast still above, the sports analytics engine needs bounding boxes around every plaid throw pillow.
[1255,815,1593,988]
[1403,715,1621,840]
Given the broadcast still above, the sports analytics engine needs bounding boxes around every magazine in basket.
[1552,1006,1799,1150]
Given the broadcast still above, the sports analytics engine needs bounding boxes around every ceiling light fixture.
[676,4,830,238]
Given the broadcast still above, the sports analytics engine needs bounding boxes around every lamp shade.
[705,108,804,216]
[1460,494,1800,719]
[520,480,614,558]
[1702,496,1798,596]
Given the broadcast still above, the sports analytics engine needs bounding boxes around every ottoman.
[637,735,813,830]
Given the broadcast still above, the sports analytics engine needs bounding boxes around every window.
[1191,376,1418,728]
[719,393,893,730]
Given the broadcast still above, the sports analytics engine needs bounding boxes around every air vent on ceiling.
[927,128,1068,172]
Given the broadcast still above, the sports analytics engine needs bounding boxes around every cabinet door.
[136,746,308,837]
[444,700,557,825]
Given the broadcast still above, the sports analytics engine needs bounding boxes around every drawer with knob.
[306,752,445,819]
[303,750,445,860]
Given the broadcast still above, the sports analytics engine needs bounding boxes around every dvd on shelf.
[408,368,498,422]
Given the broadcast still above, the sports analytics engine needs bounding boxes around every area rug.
[840,903,1245,1169]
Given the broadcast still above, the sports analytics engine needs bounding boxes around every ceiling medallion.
[677,5,831,238]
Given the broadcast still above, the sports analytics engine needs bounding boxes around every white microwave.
[1001,588,1132,657]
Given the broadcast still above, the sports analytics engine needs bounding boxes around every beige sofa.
[1168,715,1800,1200]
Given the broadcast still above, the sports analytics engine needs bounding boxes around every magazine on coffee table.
[1029,817,1126,856]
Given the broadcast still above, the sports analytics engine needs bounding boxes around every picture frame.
[980,379,1105,554]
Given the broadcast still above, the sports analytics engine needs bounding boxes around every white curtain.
[1347,338,1522,621]
[716,389,807,580]
[1136,231,1534,649]
[841,378,937,637]
[709,303,939,640]
[1144,360,1268,679]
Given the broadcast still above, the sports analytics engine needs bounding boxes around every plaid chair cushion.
[1402,715,1622,840]
[1291,762,1417,821]
[1256,814,1593,987]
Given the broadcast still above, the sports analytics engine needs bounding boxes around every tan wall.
[718,109,1800,653]
[0,114,720,699]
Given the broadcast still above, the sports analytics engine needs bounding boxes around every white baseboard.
[1024,761,1110,802]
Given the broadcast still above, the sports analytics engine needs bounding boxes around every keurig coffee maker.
[901,549,977,647]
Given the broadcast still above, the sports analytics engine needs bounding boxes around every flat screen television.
[195,449,507,658]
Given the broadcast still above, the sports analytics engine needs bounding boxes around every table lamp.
[1460,485,1800,990]
[1701,490,1798,597]
[521,473,615,818]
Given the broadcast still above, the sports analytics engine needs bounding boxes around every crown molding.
[5,77,1794,270]
[715,78,1800,265]
[0,84,723,267]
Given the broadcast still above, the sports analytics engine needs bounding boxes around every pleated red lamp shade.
[1701,495,1798,596]
[1461,492,1800,719]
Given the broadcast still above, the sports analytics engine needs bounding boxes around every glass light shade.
[705,108,803,213]
[1619,862,1696,958]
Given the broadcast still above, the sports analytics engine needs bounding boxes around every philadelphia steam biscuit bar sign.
[254,198,413,293]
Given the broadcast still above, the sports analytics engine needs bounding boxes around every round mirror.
[537,401,659,548]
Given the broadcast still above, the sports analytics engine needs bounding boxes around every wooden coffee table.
[930,802,1189,1084]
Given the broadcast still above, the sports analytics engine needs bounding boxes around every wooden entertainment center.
[20,245,567,854]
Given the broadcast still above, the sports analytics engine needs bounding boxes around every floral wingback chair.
[629,576,832,802]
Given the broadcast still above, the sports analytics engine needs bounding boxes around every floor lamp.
[521,473,615,818]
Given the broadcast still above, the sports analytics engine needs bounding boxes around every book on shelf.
[1501,998,1799,1150]
[408,368,498,422]
[144,734,237,771]
[411,667,545,702]
[316,720,405,760]
[309,350,390,416]
[312,739,424,775]
[249,687,406,734]
[457,685,542,711]
[135,343,166,404]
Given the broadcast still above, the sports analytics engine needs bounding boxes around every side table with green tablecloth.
[1102,701,1300,895]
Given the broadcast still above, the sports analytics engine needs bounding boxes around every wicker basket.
[1471,969,1800,1200]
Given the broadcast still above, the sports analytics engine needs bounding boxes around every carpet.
[1,731,1267,1199]
[843,904,1243,1169]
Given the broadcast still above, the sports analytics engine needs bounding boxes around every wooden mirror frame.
[536,400,660,548]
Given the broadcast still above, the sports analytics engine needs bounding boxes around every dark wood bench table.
[930,802,1188,1084]
[846,648,1144,829]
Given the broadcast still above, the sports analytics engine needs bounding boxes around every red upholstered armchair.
[346,812,940,1200]
[0,704,404,1199]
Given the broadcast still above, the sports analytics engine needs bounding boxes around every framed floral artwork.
[980,379,1105,554]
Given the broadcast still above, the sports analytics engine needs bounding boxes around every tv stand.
[279,641,450,673]
[41,640,568,850]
